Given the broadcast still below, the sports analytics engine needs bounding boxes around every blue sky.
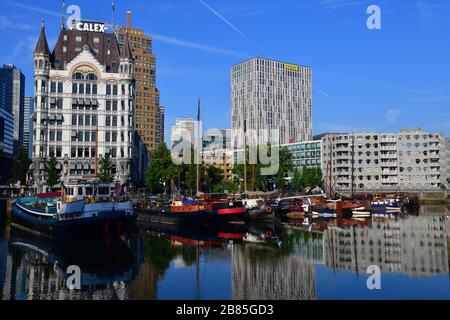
[1,0,449,143]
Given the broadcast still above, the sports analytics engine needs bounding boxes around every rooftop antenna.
[111,0,116,32]
[61,0,66,29]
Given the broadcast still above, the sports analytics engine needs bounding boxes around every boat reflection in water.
[2,228,138,300]
[0,208,448,300]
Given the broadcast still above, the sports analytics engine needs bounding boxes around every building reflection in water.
[0,227,139,300]
[231,237,318,300]
[323,215,449,276]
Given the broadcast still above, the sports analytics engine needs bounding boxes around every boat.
[11,183,135,240]
[135,196,247,225]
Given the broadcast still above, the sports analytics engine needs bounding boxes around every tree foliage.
[98,153,114,184]
[232,146,294,192]
[44,151,61,190]
[146,143,179,194]
[12,147,32,185]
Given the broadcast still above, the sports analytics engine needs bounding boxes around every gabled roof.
[34,21,51,55]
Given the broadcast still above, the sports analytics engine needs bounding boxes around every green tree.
[12,147,32,185]
[213,181,238,194]
[291,168,302,191]
[275,147,294,190]
[146,143,179,194]
[205,166,223,193]
[98,153,114,184]
[44,151,61,191]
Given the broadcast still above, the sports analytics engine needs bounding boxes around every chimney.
[127,11,132,28]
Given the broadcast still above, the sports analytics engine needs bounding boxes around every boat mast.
[243,120,247,194]
[196,98,201,196]
[351,134,355,199]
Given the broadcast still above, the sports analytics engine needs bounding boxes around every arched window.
[38,60,43,68]
[86,73,97,81]
[73,72,84,80]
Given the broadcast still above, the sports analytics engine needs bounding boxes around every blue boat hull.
[11,202,135,240]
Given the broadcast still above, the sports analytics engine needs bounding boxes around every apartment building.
[321,128,448,193]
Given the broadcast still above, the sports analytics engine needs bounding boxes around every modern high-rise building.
[23,97,34,157]
[202,129,233,181]
[321,128,448,193]
[231,57,312,148]
[118,11,164,151]
[31,20,135,191]
[0,64,25,155]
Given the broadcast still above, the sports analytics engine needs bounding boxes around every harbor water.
[0,201,449,300]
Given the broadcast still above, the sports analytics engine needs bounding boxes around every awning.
[92,99,98,106]
[71,131,77,137]
[39,163,45,170]
[49,114,56,120]
[69,163,76,170]
[50,98,56,104]
[41,114,48,120]
[56,163,63,170]
[29,163,36,170]
[57,114,63,121]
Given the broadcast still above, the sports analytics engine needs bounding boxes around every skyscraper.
[31,20,135,191]
[231,58,312,147]
[118,11,164,151]
[23,97,34,157]
[0,64,25,155]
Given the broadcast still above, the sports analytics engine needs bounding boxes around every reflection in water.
[232,245,317,300]
[0,203,449,300]
[323,216,448,276]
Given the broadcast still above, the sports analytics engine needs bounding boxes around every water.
[0,203,449,300]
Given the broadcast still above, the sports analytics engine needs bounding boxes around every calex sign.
[71,21,108,33]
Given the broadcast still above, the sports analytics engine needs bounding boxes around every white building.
[171,118,195,147]
[31,21,134,191]
[231,57,312,148]
[321,128,448,193]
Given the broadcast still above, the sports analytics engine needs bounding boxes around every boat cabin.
[64,183,114,203]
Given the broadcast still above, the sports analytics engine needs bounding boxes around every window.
[93,37,100,44]
[76,36,82,42]
[92,115,97,126]
[72,83,78,94]
[57,131,62,141]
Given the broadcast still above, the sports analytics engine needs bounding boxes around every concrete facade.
[321,129,447,193]
[231,58,312,148]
